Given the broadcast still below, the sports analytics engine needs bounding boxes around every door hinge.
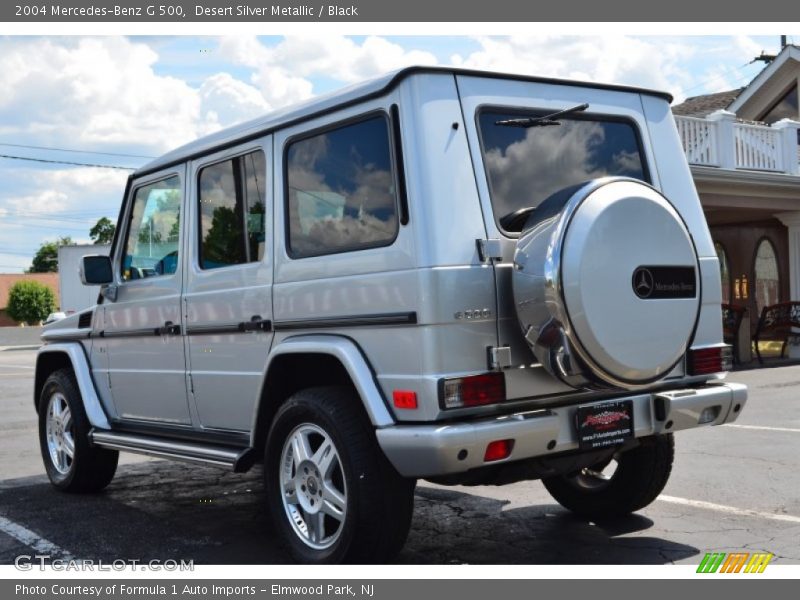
[488,346,512,370]
[477,238,504,263]
[188,373,195,394]
[106,371,112,389]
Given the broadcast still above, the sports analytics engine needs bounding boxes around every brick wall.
[0,273,60,326]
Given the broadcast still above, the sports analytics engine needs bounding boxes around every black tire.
[38,368,118,493]
[265,386,415,564]
[542,434,674,519]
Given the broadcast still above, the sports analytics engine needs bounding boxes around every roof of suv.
[136,66,673,177]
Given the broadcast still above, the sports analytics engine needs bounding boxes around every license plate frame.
[575,400,634,450]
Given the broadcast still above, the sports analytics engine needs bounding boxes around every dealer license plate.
[575,400,634,450]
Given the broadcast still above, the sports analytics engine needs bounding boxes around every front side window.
[478,109,648,232]
[198,150,266,270]
[286,115,398,258]
[121,175,182,281]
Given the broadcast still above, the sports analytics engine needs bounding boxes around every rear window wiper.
[495,103,590,128]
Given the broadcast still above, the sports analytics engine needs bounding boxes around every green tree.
[6,280,56,325]
[28,236,73,273]
[89,217,116,244]
[202,206,242,266]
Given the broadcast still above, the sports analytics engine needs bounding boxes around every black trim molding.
[274,311,417,331]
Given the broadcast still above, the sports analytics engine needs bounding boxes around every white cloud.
[451,36,700,101]
[0,37,273,156]
[217,35,438,109]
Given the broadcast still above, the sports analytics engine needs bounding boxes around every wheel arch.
[35,344,111,430]
[249,335,395,449]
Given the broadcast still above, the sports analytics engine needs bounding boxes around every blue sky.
[0,34,795,273]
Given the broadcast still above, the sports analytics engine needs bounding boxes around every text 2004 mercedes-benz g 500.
[35,66,746,563]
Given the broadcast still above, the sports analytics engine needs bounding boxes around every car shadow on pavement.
[0,462,698,565]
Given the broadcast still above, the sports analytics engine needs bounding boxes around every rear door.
[455,75,658,400]
[183,140,273,433]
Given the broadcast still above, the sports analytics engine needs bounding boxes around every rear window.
[478,109,648,232]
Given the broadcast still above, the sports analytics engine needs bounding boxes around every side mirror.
[79,255,113,285]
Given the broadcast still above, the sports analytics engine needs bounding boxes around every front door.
[104,167,191,425]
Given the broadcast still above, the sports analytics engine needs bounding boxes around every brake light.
[687,346,733,375]
[441,372,505,409]
[392,390,418,409]
[484,439,514,462]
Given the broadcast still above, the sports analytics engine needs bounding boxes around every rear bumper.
[376,381,747,478]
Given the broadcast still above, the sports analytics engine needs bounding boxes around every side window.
[286,115,398,258]
[121,175,182,281]
[198,150,266,270]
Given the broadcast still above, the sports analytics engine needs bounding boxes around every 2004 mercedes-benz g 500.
[35,66,746,563]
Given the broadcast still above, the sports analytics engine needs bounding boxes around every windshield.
[478,109,648,232]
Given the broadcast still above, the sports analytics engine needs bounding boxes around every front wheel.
[265,386,415,563]
[38,369,118,492]
[542,434,674,519]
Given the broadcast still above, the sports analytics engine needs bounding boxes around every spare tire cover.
[513,178,700,389]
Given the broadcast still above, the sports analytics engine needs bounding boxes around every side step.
[89,430,255,472]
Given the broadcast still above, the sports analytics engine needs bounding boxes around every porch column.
[776,212,800,357]
[776,211,800,302]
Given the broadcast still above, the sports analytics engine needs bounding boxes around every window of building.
[754,238,780,314]
[122,175,182,281]
[286,115,398,258]
[477,109,648,232]
[760,85,799,125]
[198,150,266,270]
[714,241,731,304]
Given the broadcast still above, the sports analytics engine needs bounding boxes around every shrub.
[6,280,56,326]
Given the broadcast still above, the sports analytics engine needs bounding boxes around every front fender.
[36,343,110,430]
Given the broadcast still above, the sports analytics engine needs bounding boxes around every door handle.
[156,321,181,336]
[239,315,272,332]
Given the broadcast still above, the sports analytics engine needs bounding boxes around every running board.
[89,430,255,472]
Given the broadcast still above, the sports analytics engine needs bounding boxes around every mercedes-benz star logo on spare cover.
[633,267,654,299]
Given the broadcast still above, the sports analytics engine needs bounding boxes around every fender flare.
[36,343,111,430]
[250,335,395,445]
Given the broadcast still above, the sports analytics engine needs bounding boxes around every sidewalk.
[0,326,43,351]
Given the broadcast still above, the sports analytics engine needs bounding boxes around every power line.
[674,61,755,99]
[0,142,155,160]
[0,154,136,170]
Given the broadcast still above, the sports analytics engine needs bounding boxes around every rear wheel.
[265,386,415,563]
[542,434,674,518]
[38,369,118,492]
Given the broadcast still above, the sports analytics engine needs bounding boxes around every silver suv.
[35,66,746,564]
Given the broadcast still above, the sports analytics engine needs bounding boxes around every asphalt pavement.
[1,347,798,564]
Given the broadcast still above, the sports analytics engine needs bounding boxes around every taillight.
[687,346,733,375]
[441,372,505,409]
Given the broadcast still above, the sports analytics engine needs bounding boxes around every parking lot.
[1,346,799,565]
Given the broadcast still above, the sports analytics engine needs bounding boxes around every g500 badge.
[632,266,696,299]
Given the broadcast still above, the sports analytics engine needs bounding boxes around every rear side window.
[478,109,648,232]
[198,150,266,270]
[286,115,398,258]
[121,175,182,281]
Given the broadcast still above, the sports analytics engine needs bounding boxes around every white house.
[672,43,800,359]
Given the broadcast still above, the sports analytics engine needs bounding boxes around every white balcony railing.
[675,110,800,176]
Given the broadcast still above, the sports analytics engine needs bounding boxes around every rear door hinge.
[477,238,503,263]
[488,346,512,370]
